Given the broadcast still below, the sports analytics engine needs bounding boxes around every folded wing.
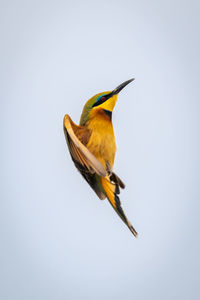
[64,114,106,177]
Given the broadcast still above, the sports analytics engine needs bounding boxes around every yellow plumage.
[86,108,116,169]
[63,79,138,237]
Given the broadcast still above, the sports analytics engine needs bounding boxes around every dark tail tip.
[130,225,138,238]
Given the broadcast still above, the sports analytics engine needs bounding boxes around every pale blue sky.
[1,0,200,299]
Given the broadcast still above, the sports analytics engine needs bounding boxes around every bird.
[63,79,138,237]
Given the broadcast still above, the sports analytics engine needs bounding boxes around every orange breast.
[85,109,116,170]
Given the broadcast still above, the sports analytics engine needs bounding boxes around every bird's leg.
[106,162,117,184]
[106,162,112,176]
[106,162,125,193]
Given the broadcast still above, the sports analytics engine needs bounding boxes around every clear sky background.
[1,0,200,299]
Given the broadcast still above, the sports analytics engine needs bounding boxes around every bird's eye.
[101,96,106,101]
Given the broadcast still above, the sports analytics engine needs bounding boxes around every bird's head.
[80,78,134,125]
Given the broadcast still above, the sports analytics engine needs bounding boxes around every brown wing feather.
[64,114,106,177]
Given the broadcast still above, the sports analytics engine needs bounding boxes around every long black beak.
[93,78,135,107]
[112,78,135,95]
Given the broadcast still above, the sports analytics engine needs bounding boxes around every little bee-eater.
[63,79,138,237]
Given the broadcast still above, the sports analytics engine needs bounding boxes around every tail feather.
[101,177,138,237]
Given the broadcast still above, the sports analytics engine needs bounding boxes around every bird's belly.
[86,125,116,170]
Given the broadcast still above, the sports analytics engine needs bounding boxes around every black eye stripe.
[92,92,114,107]
[92,95,108,107]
